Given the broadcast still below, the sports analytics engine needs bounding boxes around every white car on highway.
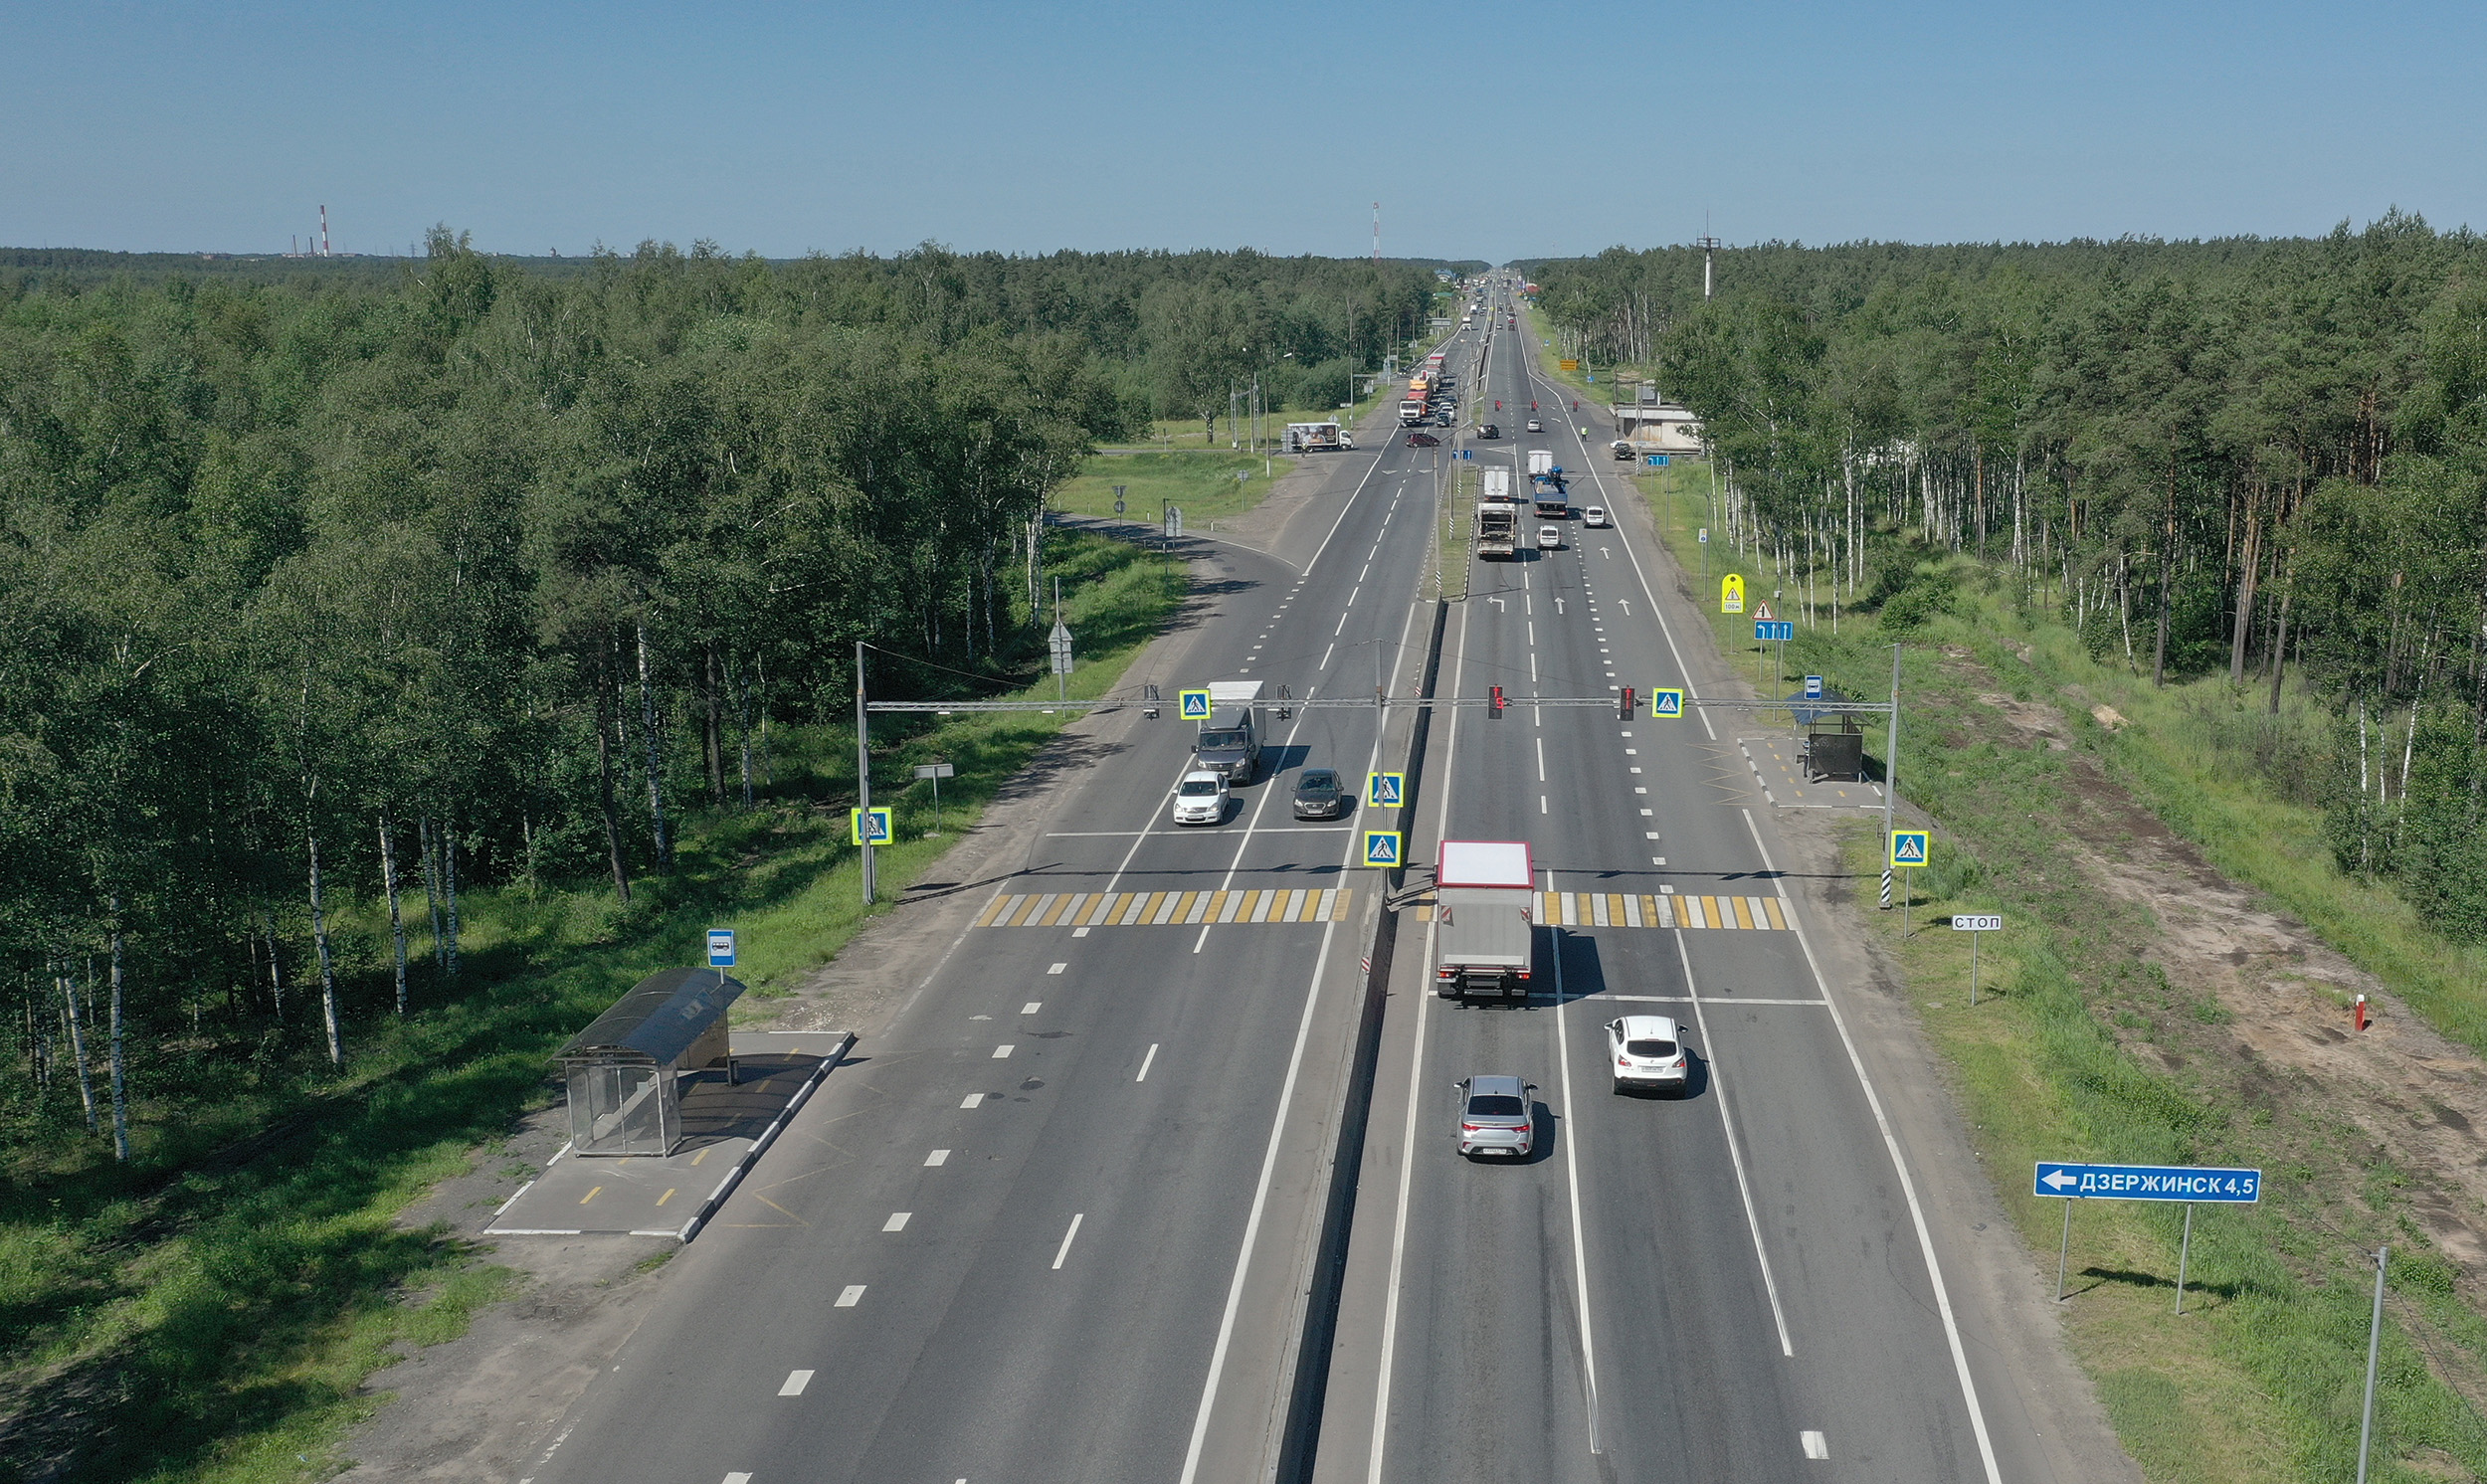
[1536,525,1562,551]
[1582,506,1609,527]
[1606,1015,1689,1094]
[1171,770,1229,826]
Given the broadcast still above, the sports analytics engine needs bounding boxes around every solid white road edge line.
[1549,873,1605,1453]
[1668,929,1796,1358]
[1365,590,1471,1484]
[1739,807,2005,1484]
[1174,591,1422,1484]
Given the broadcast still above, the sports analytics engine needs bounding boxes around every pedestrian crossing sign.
[1366,772,1405,808]
[1362,832,1404,868]
[1178,688,1213,720]
[1649,687,1684,718]
[1889,830,1930,868]
[851,807,893,846]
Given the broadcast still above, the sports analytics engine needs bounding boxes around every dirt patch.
[1977,684,2487,1282]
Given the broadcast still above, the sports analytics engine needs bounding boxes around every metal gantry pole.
[855,640,874,906]
[1882,642,1902,911]
[2358,1244,2389,1484]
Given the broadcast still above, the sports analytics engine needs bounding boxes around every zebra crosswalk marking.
[1408,891,1792,933]
[977,888,1351,929]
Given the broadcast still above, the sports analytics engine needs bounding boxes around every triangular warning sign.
[1754,601,1776,621]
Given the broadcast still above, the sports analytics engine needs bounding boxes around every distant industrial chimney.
[320,204,330,258]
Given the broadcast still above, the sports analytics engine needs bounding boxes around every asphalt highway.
[520,325,1485,1484]
[1308,284,2022,1483]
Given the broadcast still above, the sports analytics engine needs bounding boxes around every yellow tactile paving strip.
[1409,891,1789,931]
[977,887,1352,929]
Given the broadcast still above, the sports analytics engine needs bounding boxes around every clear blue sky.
[5,0,2480,261]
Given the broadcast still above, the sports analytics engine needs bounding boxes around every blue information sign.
[1804,675,1823,700]
[1362,832,1404,867]
[1644,455,1670,467]
[706,929,735,968]
[2034,1162,2261,1204]
[1755,621,1795,642]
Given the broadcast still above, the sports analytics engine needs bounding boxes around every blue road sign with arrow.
[2034,1162,2261,1204]
[1756,620,1795,642]
[1366,772,1405,808]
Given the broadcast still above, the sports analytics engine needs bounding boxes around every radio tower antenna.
[1372,202,1380,265]
[320,204,330,258]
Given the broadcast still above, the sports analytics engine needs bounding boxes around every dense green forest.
[1523,214,2487,938]
[0,233,1438,1131]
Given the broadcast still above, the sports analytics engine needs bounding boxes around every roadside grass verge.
[1053,449,1297,529]
[0,529,1179,1483]
[1624,467,2487,1481]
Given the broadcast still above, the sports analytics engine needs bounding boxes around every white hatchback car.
[1171,770,1228,826]
[1582,505,1610,527]
[1606,1015,1689,1094]
[1536,525,1562,551]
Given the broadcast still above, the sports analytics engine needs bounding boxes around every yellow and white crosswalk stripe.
[977,888,1352,929]
[1408,891,1790,931]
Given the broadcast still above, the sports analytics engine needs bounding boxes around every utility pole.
[1882,642,1901,911]
[2358,1245,2389,1484]
[855,641,874,905]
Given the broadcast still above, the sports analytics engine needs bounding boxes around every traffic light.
[1489,685,1506,719]
[1620,687,1636,720]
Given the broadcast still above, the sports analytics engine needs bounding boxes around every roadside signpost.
[1166,506,1184,538]
[1178,688,1213,720]
[1112,483,1126,515]
[1365,772,1405,808]
[1889,830,1929,937]
[1950,912,2003,1004]
[1362,831,1403,868]
[1720,573,1744,615]
[914,761,955,835]
[849,807,892,847]
[2034,1161,2262,1311]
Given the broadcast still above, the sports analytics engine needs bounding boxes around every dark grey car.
[1290,768,1345,820]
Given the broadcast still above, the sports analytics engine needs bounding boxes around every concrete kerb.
[671,1031,855,1243]
[1271,595,1450,1482]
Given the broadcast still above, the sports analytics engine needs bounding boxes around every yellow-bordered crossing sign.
[851,807,893,846]
[1362,832,1404,867]
[1888,830,1930,868]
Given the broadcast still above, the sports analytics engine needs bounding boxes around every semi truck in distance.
[1433,839,1535,999]
[1477,468,1518,559]
[1193,680,1267,784]
[1527,450,1569,517]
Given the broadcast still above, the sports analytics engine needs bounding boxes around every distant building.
[1611,402,1704,453]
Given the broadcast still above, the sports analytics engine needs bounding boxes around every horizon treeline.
[1524,212,2487,938]
[0,231,1440,1122]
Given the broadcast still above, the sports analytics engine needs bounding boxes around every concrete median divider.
[1271,596,1448,1482]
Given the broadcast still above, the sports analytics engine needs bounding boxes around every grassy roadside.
[1625,465,2487,1481]
[1052,449,1298,528]
[0,530,1180,1484]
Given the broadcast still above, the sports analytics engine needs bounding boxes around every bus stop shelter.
[1793,688,1869,781]
[554,967,744,1157]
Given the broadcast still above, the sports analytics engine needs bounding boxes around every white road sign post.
[2034,1161,2261,1309]
[1950,913,2003,1004]
[914,761,955,835]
